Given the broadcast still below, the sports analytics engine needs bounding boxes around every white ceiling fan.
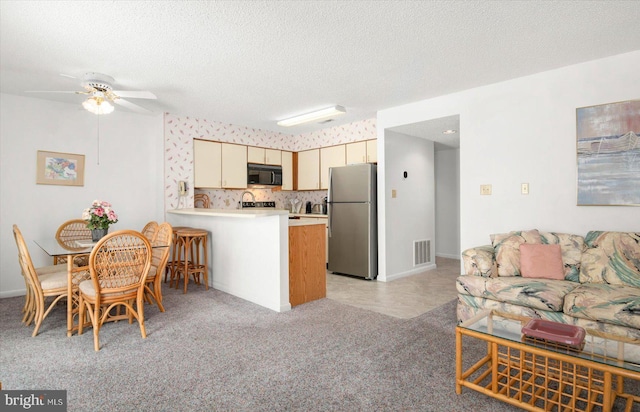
[27,72,157,115]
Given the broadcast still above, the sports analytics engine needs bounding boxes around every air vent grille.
[413,239,431,266]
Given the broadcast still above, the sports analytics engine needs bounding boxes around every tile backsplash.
[194,188,327,211]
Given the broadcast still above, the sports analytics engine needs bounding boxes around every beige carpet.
[326,257,460,319]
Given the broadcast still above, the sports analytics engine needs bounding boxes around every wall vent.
[413,239,431,266]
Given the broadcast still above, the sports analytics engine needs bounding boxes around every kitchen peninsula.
[167,208,326,312]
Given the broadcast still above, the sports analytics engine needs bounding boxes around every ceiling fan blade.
[113,98,152,114]
[112,90,157,99]
[25,90,86,94]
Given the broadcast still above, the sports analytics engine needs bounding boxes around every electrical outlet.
[391,189,397,198]
[521,183,529,195]
[480,184,492,195]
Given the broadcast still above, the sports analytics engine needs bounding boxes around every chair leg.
[137,293,147,339]
[93,304,101,351]
[78,295,85,335]
[154,279,165,312]
[31,298,45,337]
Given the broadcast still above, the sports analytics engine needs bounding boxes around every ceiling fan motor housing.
[82,72,115,92]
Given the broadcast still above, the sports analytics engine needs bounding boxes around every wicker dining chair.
[54,219,92,265]
[13,225,69,336]
[141,221,159,241]
[144,222,172,312]
[78,230,152,351]
[194,193,211,208]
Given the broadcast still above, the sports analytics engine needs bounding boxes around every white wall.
[381,131,435,281]
[377,50,640,280]
[435,148,460,259]
[0,94,164,297]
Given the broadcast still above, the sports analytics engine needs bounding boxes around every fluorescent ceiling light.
[442,129,457,134]
[277,105,346,127]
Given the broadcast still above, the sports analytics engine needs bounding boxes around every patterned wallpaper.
[164,114,376,211]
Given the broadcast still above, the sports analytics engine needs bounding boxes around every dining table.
[34,237,167,337]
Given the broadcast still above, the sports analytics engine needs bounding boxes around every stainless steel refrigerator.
[327,163,377,279]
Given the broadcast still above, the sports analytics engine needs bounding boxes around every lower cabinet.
[289,223,326,306]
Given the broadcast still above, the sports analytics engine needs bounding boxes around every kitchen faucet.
[240,191,255,208]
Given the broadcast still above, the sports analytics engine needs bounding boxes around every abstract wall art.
[576,100,639,206]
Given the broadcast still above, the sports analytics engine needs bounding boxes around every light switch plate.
[521,183,529,195]
[480,184,492,195]
[391,189,397,198]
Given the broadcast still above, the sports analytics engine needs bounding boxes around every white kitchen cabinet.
[366,139,377,163]
[221,143,247,189]
[320,145,346,189]
[297,149,320,190]
[346,141,367,164]
[248,147,281,165]
[194,139,222,188]
[346,140,377,164]
[247,146,265,164]
[265,149,281,165]
[281,151,293,190]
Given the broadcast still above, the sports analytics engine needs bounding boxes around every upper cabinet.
[281,151,293,191]
[265,149,281,165]
[320,145,346,189]
[194,140,222,188]
[194,140,247,189]
[248,146,282,165]
[247,146,265,164]
[221,143,247,189]
[346,140,377,164]
[297,149,320,190]
[346,141,366,164]
[194,139,373,191]
[366,139,377,163]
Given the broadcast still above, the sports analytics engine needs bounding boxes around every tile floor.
[326,257,461,319]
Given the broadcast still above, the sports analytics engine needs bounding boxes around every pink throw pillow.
[519,244,564,280]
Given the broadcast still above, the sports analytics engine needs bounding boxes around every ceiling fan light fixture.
[277,105,346,127]
[82,97,114,115]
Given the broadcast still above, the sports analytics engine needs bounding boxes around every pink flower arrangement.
[82,200,119,230]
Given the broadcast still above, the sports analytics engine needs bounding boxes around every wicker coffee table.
[456,310,640,412]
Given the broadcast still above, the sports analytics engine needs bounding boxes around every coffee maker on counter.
[305,201,312,214]
[322,196,327,214]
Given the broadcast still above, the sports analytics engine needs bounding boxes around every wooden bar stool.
[174,228,209,294]
[166,226,192,285]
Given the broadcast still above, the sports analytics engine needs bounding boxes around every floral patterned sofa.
[457,230,640,340]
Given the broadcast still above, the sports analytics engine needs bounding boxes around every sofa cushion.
[538,231,586,282]
[579,231,640,287]
[520,244,564,280]
[490,229,541,277]
[456,275,578,312]
[564,283,640,330]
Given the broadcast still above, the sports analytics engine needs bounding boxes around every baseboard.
[436,252,460,260]
[383,263,437,282]
[0,289,26,299]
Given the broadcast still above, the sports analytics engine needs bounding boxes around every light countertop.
[288,218,327,227]
[289,213,328,218]
[168,208,288,218]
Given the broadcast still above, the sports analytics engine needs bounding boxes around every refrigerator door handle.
[327,203,332,238]
[328,168,333,203]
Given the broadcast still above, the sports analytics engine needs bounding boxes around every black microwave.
[247,163,282,186]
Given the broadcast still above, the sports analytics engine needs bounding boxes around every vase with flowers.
[82,200,119,241]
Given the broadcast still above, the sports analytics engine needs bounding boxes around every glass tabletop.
[459,310,640,373]
[34,238,169,257]
[34,238,94,257]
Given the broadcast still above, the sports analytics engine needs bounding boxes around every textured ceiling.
[1,1,639,136]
